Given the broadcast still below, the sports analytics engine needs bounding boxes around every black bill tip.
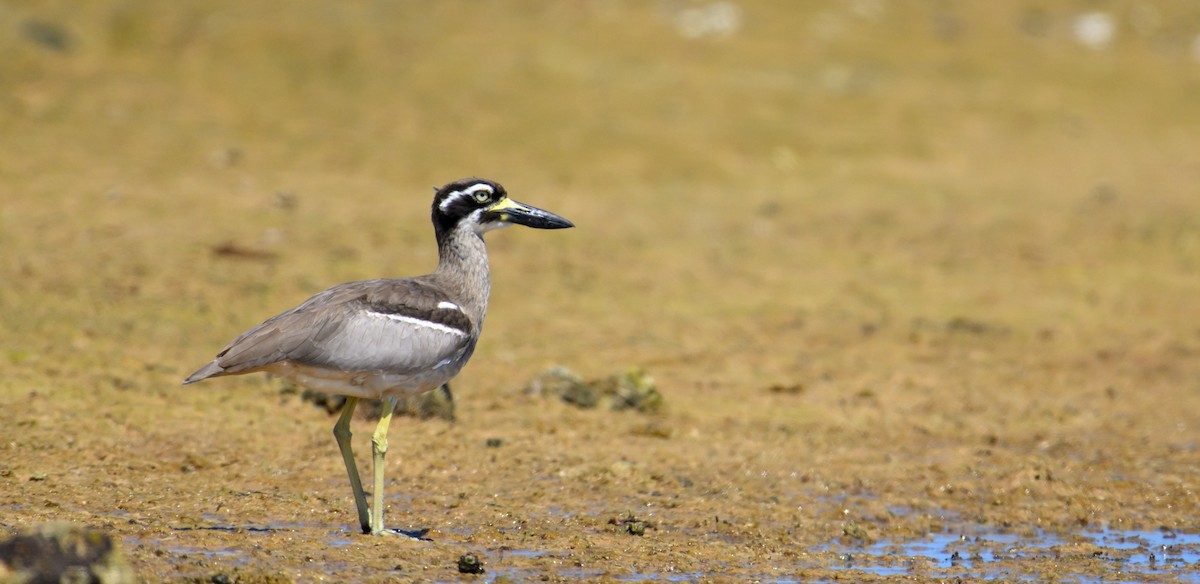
[491,199,574,229]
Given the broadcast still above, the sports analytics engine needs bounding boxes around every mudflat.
[2,2,1199,581]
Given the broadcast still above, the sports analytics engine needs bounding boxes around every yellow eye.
[473,191,491,203]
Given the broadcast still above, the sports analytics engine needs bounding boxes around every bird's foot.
[371,527,431,540]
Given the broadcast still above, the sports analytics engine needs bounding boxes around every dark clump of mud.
[524,366,663,413]
[0,522,136,584]
[287,383,457,421]
[184,568,293,584]
[608,514,651,537]
[456,553,484,574]
[287,365,663,422]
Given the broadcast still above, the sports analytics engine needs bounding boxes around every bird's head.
[432,178,574,239]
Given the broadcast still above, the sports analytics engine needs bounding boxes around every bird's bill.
[486,198,574,229]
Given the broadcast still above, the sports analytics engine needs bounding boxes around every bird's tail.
[183,361,225,385]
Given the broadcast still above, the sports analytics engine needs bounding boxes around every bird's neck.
[433,225,491,326]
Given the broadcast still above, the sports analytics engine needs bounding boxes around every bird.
[183,178,574,536]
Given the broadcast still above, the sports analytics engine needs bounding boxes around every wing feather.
[192,278,475,380]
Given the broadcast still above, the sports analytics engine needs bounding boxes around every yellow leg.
[332,397,370,534]
[370,396,399,535]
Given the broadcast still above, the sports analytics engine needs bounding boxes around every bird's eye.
[473,191,491,203]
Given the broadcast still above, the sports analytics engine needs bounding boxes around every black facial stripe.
[432,179,508,237]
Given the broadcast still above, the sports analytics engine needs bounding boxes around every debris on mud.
[392,384,456,421]
[20,19,75,53]
[0,522,136,584]
[767,383,805,395]
[608,513,651,536]
[628,420,674,439]
[594,367,663,413]
[842,522,873,544]
[909,316,1010,339]
[524,366,663,413]
[287,383,456,421]
[187,568,292,584]
[456,552,485,574]
[210,241,279,262]
[527,366,594,407]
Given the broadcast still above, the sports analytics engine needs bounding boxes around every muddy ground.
[3,2,1200,582]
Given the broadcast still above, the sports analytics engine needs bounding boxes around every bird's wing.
[194,279,475,379]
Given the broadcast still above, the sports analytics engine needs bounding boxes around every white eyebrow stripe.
[364,310,469,338]
[463,183,494,196]
[437,183,495,212]
[439,192,466,212]
[437,301,461,311]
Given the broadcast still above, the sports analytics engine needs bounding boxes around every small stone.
[484,438,503,448]
[457,552,485,574]
[626,521,646,536]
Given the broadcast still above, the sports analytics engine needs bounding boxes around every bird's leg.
[370,396,399,535]
[332,397,371,535]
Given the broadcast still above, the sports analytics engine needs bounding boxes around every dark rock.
[289,383,456,422]
[604,367,663,413]
[456,552,485,574]
[526,366,597,408]
[767,383,805,395]
[0,522,135,584]
[21,20,74,52]
[527,366,663,413]
[608,514,652,536]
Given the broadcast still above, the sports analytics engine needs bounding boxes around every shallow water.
[815,525,1200,580]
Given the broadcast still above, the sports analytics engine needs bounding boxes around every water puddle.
[325,533,356,548]
[616,571,707,582]
[161,545,248,564]
[123,517,326,571]
[815,525,1200,580]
